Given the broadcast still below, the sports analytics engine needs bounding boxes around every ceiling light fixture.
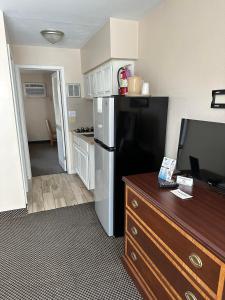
[40,30,64,44]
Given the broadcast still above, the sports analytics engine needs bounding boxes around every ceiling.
[0,0,161,48]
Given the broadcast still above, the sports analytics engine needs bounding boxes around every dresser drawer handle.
[131,226,138,236]
[131,199,139,208]
[189,253,203,269]
[185,291,197,300]
[130,251,138,262]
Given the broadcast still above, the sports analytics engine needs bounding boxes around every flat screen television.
[177,119,225,188]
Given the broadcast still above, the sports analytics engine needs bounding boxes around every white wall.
[0,11,26,211]
[21,71,56,141]
[12,45,83,86]
[81,20,111,74]
[110,18,138,59]
[136,0,225,158]
[67,98,93,131]
[81,18,139,73]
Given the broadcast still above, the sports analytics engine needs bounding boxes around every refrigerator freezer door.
[93,97,114,147]
[94,142,114,236]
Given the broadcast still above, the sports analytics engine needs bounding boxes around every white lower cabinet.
[74,145,80,174]
[79,150,89,188]
[74,136,95,190]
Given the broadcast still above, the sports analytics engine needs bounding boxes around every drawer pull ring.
[131,226,138,236]
[131,199,139,208]
[130,251,137,262]
[185,291,197,300]
[189,253,203,269]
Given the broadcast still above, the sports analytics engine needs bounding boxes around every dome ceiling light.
[40,30,64,44]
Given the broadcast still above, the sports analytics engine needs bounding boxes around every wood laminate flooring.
[27,173,94,214]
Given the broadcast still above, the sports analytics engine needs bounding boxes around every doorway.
[20,69,65,177]
[15,65,68,185]
[14,65,72,213]
[8,57,94,214]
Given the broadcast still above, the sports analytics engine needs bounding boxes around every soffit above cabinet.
[81,18,138,74]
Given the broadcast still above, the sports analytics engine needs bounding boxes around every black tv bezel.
[176,118,225,188]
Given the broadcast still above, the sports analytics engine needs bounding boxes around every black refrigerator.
[93,96,168,237]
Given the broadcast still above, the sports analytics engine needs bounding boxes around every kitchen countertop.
[73,131,95,145]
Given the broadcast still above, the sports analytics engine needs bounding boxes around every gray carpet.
[29,142,64,177]
[0,203,142,300]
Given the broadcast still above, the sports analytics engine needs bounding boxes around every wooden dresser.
[122,173,225,300]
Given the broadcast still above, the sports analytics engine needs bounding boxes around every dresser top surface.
[123,172,225,262]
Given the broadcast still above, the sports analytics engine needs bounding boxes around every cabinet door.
[96,67,104,97]
[74,145,81,174]
[84,74,90,98]
[89,72,96,97]
[79,150,89,188]
[102,63,113,96]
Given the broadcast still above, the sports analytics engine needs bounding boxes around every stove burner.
[75,126,94,133]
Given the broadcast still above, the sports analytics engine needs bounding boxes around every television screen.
[177,119,225,185]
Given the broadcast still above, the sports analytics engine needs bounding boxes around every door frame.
[14,64,70,192]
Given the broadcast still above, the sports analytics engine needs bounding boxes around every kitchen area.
[70,58,135,192]
[68,18,168,239]
[69,19,139,198]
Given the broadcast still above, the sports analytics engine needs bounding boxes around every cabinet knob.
[130,251,138,262]
[131,226,138,236]
[131,199,139,209]
[185,291,198,300]
[189,253,203,269]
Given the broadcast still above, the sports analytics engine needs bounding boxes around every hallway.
[27,173,94,213]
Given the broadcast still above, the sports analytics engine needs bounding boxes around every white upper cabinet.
[89,72,96,97]
[84,74,91,98]
[83,60,134,99]
[102,63,113,95]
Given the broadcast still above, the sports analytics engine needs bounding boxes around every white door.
[96,67,104,97]
[93,97,115,147]
[84,74,91,98]
[74,145,89,188]
[90,72,96,97]
[79,149,89,188]
[94,142,114,236]
[102,63,113,96]
[74,145,80,174]
[51,72,67,170]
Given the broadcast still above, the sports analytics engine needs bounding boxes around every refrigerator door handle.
[94,138,116,152]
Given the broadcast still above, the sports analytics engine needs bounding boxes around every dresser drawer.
[125,237,172,300]
[222,280,225,300]
[126,212,209,300]
[126,187,221,293]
